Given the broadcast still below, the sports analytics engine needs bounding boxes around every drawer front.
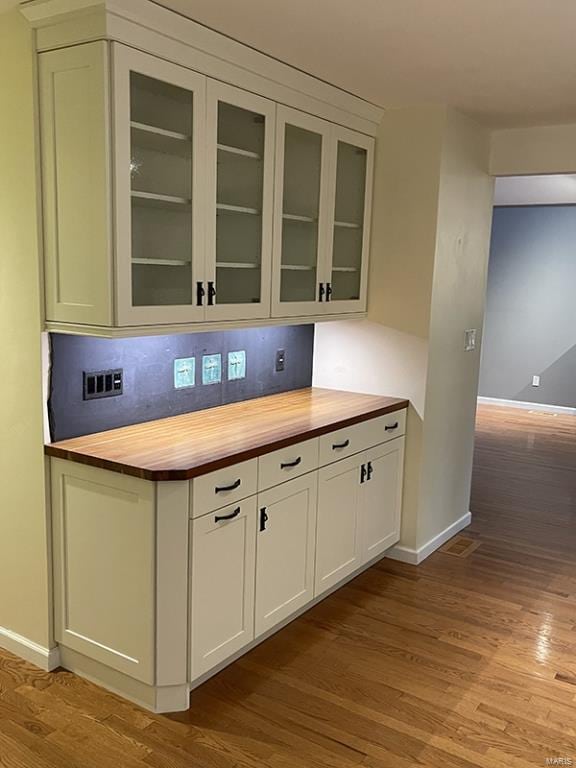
[192,459,258,517]
[319,410,406,466]
[258,438,319,491]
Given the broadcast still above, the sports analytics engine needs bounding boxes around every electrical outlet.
[532,375,541,387]
[228,350,246,380]
[202,354,222,385]
[275,349,286,372]
[83,369,123,400]
[174,357,195,389]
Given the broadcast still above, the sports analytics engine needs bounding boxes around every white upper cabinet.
[205,82,275,320]
[272,108,374,318]
[113,45,207,326]
[271,108,332,317]
[325,128,374,314]
[38,37,375,335]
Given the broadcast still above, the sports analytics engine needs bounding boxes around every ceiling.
[156,0,576,128]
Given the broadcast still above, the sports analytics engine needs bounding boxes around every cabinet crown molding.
[21,0,383,136]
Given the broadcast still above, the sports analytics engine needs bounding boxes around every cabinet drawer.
[319,411,406,466]
[192,459,257,517]
[258,438,319,491]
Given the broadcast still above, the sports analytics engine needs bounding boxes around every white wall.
[494,174,576,206]
[0,10,52,651]
[314,106,493,558]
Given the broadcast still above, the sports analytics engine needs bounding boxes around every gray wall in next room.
[479,205,576,408]
[49,325,314,441]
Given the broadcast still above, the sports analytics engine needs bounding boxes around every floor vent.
[440,535,481,558]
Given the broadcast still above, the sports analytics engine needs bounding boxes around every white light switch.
[464,329,477,352]
[532,375,540,387]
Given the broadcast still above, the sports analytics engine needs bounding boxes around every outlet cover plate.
[174,357,195,389]
[228,350,246,380]
[202,354,222,385]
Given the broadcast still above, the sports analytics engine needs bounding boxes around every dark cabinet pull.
[367,461,373,481]
[215,506,241,523]
[215,478,241,493]
[332,439,350,450]
[326,282,333,301]
[207,281,216,306]
[280,456,302,469]
[385,422,399,431]
[196,281,205,306]
[318,282,325,302]
[360,463,367,484]
[260,507,269,532]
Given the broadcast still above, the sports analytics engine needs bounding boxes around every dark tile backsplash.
[49,325,314,441]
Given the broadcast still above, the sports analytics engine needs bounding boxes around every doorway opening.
[470,173,576,554]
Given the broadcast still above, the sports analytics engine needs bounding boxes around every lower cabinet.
[49,412,406,712]
[315,437,405,596]
[190,497,257,678]
[362,438,405,563]
[315,454,364,596]
[255,474,317,636]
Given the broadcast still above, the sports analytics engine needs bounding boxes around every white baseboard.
[0,626,60,671]
[386,511,472,565]
[477,396,576,416]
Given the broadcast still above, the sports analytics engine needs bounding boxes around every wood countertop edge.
[45,398,409,482]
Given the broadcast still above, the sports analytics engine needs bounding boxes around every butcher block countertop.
[45,388,409,482]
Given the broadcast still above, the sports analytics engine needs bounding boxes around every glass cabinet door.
[326,127,374,313]
[272,108,331,318]
[205,81,275,320]
[113,45,206,325]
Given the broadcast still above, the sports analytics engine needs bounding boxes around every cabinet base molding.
[386,511,472,565]
[43,313,368,339]
[58,647,190,714]
[190,545,397,695]
[0,626,60,672]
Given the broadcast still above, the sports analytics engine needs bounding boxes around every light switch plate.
[174,357,195,389]
[464,329,477,352]
[202,354,222,385]
[228,350,246,380]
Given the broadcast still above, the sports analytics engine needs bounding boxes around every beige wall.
[491,123,576,176]
[314,105,493,555]
[417,110,493,548]
[0,10,51,647]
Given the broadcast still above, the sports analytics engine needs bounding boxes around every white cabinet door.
[361,438,405,563]
[271,106,332,318]
[315,454,363,597]
[190,498,257,679]
[205,80,275,321]
[113,44,207,326]
[324,126,374,315]
[255,474,318,636]
[39,42,114,326]
[51,459,157,683]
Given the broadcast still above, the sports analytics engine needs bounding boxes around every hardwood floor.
[3,402,576,767]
